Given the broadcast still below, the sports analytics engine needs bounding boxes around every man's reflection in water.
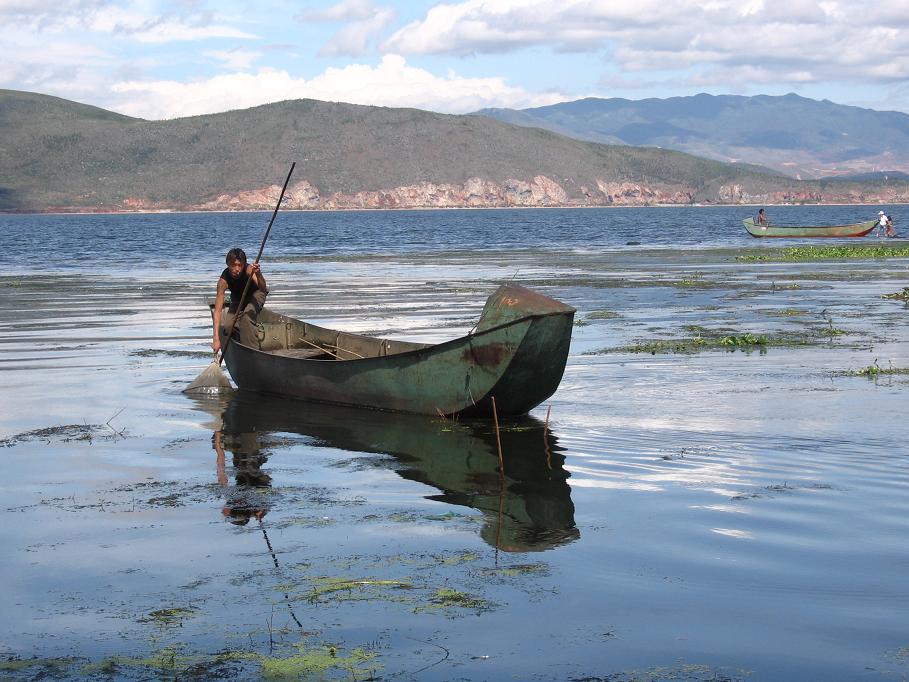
[212,429,272,525]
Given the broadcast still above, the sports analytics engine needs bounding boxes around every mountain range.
[1,89,907,212]
[475,93,909,179]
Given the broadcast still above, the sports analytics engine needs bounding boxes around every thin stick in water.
[492,396,504,479]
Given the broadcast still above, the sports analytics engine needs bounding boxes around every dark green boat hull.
[221,284,574,417]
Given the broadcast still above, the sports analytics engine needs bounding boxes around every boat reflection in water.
[206,391,579,552]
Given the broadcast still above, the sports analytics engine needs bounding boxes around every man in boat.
[878,211,896,237]
[212,247,268,355]
[756,208,768,226]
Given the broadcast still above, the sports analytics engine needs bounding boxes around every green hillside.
[0,89,810,211]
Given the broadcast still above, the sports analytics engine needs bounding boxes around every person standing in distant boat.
[884,212,896,237]
[877,211,893,238]
[212,247,268,355]
[756,208,768,226]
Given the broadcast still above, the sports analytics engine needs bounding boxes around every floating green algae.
[82,646,195,677]
[0,657,82,675]
[75,640,381,681]
[437,551,480,566]
[420,587,492,614]
[255,641,379,681]
[0,423,123,447]
[763,308,808,317]
[138,606,199,627]
[482,563,550,578]
[738,244,909,262]
[837,362,909,379]
[305,577,414,604]
[130,348,213,359]
[587,309,621,320]
[586,322,856,355]
[594,662,752,681]
[882,287,909,301]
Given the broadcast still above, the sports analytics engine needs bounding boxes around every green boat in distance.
[743,217,878,238]
[208,392,579,552]
[220,284,575,417]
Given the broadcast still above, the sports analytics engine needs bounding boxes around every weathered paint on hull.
[221,285,575,416]
[743,217,877,238]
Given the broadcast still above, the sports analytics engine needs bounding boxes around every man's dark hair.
[226,248,247,265]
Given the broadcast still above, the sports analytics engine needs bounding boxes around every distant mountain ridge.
[475,93,909,179]
[1,89,908,212]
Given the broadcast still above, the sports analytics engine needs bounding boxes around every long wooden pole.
[219,163,296,366]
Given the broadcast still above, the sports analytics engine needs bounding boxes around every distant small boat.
[743,217,878,238]
[218,284,575,417]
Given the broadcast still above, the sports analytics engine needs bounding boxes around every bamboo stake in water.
[491,396,505,561]
[491,396,504,479]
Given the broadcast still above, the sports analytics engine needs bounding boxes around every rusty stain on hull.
[462,342,511,367]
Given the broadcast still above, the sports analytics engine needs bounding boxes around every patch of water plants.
[882,287,909,301]
[1,639,382,681]
[836,361,909,379]
[586,325,845,355]
[763,308,808,317]
[738,244,909,262]
[0,422,126,447]
[587,309,621,320]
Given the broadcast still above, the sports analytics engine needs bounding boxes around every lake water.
[1,206,908,681]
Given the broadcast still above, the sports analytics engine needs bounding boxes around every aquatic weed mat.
[0,545,560,681]
[0,422,127,447]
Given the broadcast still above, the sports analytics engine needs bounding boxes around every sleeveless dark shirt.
[220,267,258,312]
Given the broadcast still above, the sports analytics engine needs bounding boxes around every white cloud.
[297,0,396,57]
[204,48,261,70]
[318,7,395,56]
[126,19,257,43]
[0,1,256,43]
[0,0,102,22]
[381,0,909,85]
[298,0,379,22]
[109,54,564,119]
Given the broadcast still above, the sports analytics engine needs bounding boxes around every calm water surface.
[0,207,908,681]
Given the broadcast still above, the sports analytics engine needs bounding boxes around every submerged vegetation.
[0,422,126,447]
[4,640,381,681]
[422,588,492,614]
[882,287,909,301]
[586,326,848,355]
[587,309,621,320]
[738,244,909,262]
[304,577,414,604]
[837,361,909,379]
[763,308,807,317]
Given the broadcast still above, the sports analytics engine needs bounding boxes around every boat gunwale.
[743,217,878,230]
[742,217,877,238]
[228,307,574,365]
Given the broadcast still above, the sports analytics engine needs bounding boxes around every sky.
[1,0,908,120]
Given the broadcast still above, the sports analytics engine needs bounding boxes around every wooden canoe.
[219,284,575,417]
[215,392,579,551]
[743,217,877,238]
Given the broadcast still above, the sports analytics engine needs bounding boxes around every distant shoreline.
[2,202,907,217]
